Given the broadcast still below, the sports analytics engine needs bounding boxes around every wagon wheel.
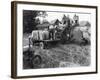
[39,42,44,49]
[32,55,42,66]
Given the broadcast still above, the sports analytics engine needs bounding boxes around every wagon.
[28,27,71,49]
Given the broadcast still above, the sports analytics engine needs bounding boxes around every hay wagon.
[28,26,72,49]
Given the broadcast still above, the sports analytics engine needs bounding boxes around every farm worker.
[67,16,70,28]
[73,14,79,25]
[49,25,55,40]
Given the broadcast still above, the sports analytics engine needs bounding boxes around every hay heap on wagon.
[36,21,50,30]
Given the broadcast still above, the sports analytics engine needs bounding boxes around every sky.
[36,11,91,23]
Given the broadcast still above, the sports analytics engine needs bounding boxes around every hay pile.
[32,44,90,68]
[23,43,90,69]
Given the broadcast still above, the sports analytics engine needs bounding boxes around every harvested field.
[23,41,90,69]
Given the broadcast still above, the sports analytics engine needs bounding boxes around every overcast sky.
[36,11,91,23]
